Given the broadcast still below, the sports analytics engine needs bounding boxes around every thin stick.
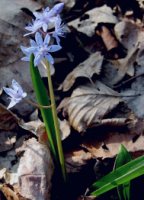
[114,73,144,89]
[24,99,53,109]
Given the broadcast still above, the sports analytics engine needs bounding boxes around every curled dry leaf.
[59,52,103,91]
[68,5,118,37]
[59,81,121,132]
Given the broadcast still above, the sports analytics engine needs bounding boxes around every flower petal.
[12,79,24,95]
[3,87,16,98]
[48,3,64,17]
[42,23,48,32]
[33,12,43,19]
[30,39,37,46]
[21,56,30,61]
[7,99,19,109]
[45,54,54,64]
[35,32,43,46]
[34,54,43,66]
[48,45,62,52]
[44,34,50,45]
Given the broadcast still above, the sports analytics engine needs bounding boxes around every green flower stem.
[42,60,66,182]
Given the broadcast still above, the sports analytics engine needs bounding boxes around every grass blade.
[89,155,144,197]
[114,145,132,200]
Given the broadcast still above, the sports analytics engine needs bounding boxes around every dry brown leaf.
[59,52,103,91]
[0,184,20,200]
[101,21,144,86]
[0,104,19,130]
[68,5,118,37]
[59,81,121,132]
[0,131,17,153]
[120,67,144,118]
[82,131,144,159]
[109,21,144,84]
[65,149,92,173]
[96,26,118,51]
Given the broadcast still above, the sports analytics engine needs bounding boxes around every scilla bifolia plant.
[3,3,67,182]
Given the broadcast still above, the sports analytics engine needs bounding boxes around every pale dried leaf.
[0,0,41,27]
[16,138,53,200]
[68,5,118,37]
[59,119,71,140]
[59,81,121,132]
[19,119,43,135]
[0,0,47,116]
[136,0,144,9]
[54,0,76,9]
[59,52,103,91]
[0,168,6,179]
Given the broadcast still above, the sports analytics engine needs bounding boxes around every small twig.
[24,99,52,109]
[114,73,144,89]
[69,92,142,99]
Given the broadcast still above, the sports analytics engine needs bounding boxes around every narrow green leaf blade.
[30,54,58,159]
[90,155,144,197]
[114,145,132,200]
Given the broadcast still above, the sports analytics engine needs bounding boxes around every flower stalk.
[43,59,66,182]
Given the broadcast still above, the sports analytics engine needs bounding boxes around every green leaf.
[89,155,144,197]
[30,54,58,159]
[114,145,132,200]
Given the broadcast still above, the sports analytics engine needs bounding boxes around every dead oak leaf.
[68,5,118,37]
[59,81,121,132]
[59,52,103,91]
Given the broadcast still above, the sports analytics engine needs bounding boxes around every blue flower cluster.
[21,3,66,66]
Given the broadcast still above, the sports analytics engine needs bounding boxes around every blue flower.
[52,15,67,45]
[24,20,43,36]
[33,3,64,32]
[21,32,62,66]
[3,80,27,109]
